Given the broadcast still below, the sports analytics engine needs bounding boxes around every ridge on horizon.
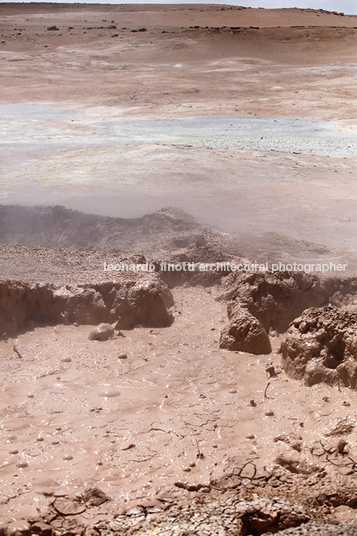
[0,1,356,17]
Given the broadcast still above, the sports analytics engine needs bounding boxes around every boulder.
[219,307,271,354]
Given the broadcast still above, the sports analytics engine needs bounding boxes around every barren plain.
[1,4,357,536]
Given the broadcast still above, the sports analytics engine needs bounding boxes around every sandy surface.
[1,4,357,535]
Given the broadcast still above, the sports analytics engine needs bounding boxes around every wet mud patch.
[1,281,357,534]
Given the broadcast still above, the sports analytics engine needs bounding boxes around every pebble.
[229,389,237,394]
[16,461,28,468]
[98,388,121,398]
[118,353,127,359]
[61,357,72,363]
[265,410,275,416]
[63,455,73,460]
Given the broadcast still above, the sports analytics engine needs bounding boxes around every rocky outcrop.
[88,323,114,341]
[0,273,174,337]
[221,270,328,334]
[0,204,205,253]
[218,269,329,355]
[220,306,271,354]
[280,306,357,388]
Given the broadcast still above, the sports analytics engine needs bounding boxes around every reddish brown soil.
[1,4,357,535]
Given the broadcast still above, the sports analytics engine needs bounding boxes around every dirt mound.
[0,204,205,254]
[219,306,271,354]
[220,270,328,334]
[216,270,357,356]
[0,273,173,338]
[281,306,357,388]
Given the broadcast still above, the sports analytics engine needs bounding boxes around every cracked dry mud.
[1,3,357,535]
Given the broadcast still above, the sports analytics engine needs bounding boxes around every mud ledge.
[0,275,174,338]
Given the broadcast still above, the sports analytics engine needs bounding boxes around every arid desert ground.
[1,4,357,536]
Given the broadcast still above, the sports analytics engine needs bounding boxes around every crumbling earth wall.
[280,306,357,388]
[0,274,174,337]
[219,270,329,354]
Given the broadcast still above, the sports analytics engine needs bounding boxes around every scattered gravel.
[276,521,357,535]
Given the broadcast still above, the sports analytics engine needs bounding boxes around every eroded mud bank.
[1,266,357,535]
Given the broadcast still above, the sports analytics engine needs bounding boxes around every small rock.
[7,520,31,536]
[47,26,59,31]
[240,463,256,479]
[127,506,144,516]
[337,466,354,476]
[16,461,28,468]
[265,410,274,416]
[265,364,277,378]
[53,497,86,516]
[30,521,53,536]
[249,399,257,407]
[82,486,108,507]
[338,439,348,454]
[88,323,114,341]
[118,353,127,360]
[291,440,302,452]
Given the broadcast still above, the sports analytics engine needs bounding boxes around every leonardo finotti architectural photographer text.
[103,261,347,274]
